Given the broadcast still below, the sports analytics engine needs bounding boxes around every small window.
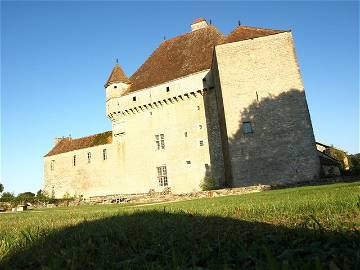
[199,124,203,130]
[103,149,107,160]
[156,165,168,187]
[133,96,136,101]
[73,155,76,166]
[155,134,165,150]
[242,121,253,134]
[197,106,200,110]
[114,85,117,89]
[199,140,204,146]
[50,160,55,171]
[186,160,191,164]
[184,132,188,137]
[166,86,170,92]
[87,152,91,163]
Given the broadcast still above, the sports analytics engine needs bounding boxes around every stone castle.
[44,18,320,198]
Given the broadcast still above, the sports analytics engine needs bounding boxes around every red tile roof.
[104,64,130,87]
[45,131,112,157]
[129,25,225,92]
[115,24,287,93]
[224,25,288,43]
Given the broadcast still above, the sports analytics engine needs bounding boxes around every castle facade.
[44,19,320,198]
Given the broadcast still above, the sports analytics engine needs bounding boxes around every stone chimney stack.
[191,18,208,31]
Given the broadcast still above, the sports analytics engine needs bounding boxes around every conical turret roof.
[104,63,130,87]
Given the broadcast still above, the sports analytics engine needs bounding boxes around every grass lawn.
[0,181,359,269]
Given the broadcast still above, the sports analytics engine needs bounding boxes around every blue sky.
[1,1,359,194]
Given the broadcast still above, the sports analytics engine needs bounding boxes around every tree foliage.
[200,176,219,191]
[0,183,3,193]
[349,154,360,175]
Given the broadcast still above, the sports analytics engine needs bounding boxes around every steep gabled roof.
[105,23,287,93]
[104,64,130,87]
[224,25,288,44]
[45,131,112,157]
[129,25,225,92]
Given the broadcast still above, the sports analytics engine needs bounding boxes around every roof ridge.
[70,130,112,141]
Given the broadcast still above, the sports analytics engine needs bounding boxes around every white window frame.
[156,165,168,187]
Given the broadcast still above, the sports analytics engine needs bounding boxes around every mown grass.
[0,182,359,269]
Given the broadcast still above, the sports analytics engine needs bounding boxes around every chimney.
[54,137,64,146]
[191,18,208,31]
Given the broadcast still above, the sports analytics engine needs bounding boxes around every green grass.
[0,182,359,269]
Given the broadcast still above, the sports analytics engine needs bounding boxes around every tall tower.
[104,63,131,141]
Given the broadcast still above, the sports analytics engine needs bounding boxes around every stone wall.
[44,143,125,198]
[214,32,320,186]
[45,71,223,198]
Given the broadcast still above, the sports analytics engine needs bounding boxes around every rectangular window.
[73,155,76,166]
[242,121,253,134]
[103,149,107,160]
[156,165,168,187]
[50,160,55,171]
[199,140,204,146]
[155,134,165,150]
[87,152,91,163]
[184,132,187,137]
[166,86,170,92]
[133,96,136,101]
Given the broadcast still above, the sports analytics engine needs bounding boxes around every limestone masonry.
[44,18,321,198]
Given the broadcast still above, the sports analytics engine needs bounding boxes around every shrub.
[200,176,219,191]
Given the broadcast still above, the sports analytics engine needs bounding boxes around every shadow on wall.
[204,88,319,187]
[229,89,319,186]
[1,211,357,269]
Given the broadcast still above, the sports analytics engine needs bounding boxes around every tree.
[0,183,3,193]
[1,192,15,202]
[17,192,35,204]
[349,154,360,175]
